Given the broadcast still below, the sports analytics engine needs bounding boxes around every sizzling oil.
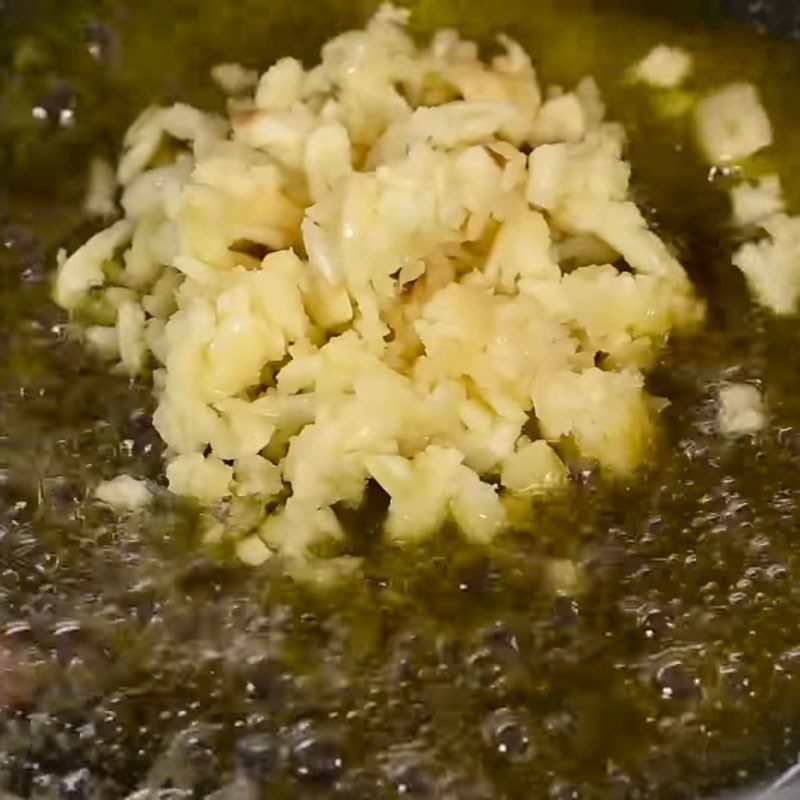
[2,1,800,798]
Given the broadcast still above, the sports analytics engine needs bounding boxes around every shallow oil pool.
[3,1,800,798]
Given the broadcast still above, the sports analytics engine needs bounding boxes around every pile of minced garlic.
[57,6,708,566]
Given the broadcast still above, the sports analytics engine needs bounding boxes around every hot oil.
[2,1,800,798]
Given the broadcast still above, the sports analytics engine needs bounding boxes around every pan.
[2,1,800,798]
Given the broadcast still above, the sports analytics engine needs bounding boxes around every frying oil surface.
[3,1,800,798]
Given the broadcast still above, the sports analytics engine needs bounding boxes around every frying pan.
[2,1,800,798]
